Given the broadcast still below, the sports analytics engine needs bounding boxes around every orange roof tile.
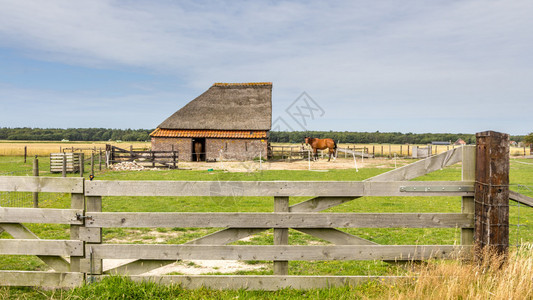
[150,128,267,139]
[212,82,272,87]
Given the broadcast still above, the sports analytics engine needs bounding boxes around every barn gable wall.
[151,137,192,161]
[206,138,267,161]
[151,137,267,162]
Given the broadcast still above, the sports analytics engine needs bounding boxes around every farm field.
[0,140,150,157]
[1,140,530,157]
[0,155,532,298]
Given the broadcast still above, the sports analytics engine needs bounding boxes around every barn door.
[191,138,206,161]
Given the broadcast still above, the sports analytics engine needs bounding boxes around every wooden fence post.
[70,192,85,272]
[32,156,39,208]
[91,153,95,177]
[99,150,102,171]
[80,153,84,177]
[24,146,27,163]
[173,151,177,168]
[475,131,509,258]
[462,146,475,248]
[274,196,289,275]
[62,154,67,177]
[84,196,103,277]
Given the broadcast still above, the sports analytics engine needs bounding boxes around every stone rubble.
[110,161,145,171]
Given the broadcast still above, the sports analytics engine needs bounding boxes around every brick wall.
[206,138,267,161]
[151,137,192,161]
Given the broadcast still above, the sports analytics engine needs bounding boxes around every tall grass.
[384,245,533,300]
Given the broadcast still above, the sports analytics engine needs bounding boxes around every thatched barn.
[150,82,272,161]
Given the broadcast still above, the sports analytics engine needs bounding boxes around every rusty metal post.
[475,131,509,259]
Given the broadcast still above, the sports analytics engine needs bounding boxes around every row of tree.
[0,128,152,142]
[270,131,527,145]
[0,127,528,145]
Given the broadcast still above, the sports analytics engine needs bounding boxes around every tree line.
[0,128,152,142]
[270,131,527,145]
[0,127,527,144]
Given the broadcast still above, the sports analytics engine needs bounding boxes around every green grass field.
[1,155,532,298]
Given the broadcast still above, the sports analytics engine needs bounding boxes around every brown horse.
[193,141,203,162]
[304,137,337,161]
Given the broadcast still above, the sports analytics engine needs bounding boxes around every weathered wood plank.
[85,196,103,275]
[274,196,289,275]
[0,208,82,224]
[85,181,365,197]
[0,176,84,193]
[0,271,84,288]
[103,260,172,275]
[366,146,469,182]
[363,181,473,197]
[88,244,468,260]
[0,239,83,256]
[84,180,472,197]
[289,197,356,212]
[462,145,475,246]
[101,275,405,291]
[0,223,71,272]
[70,193,85,272]
[509,190,533,208]
[186,228,268,245]
[296,228,378,245]
[84,212,473,228]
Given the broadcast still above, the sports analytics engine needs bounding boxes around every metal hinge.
[75,213,93,221]
[399,186,474,192]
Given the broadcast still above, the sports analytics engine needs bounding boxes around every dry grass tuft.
[383,245,533,300]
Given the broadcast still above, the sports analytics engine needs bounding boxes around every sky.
[0,0,531,135]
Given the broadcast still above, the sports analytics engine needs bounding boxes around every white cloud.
[0,0,532,133]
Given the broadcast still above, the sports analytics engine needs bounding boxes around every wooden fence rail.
[105,144,178,168]
[83,212,473,228]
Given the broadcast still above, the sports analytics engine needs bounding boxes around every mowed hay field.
[0,155,533,298]
[0,140,151,156]
[1,140,530,157]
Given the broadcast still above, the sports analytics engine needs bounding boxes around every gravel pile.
[110,161,145,171]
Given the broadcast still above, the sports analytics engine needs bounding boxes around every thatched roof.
[157,82,272,131]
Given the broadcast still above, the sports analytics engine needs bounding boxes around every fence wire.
[510,184,533,248]
[0,192,70,208]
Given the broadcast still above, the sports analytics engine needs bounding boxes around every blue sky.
[0,0,531,134]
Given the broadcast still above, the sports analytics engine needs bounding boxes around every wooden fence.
[105,144,178,168]
[1,131,532,289]
[49,153,81,173]
[269,145,370,160]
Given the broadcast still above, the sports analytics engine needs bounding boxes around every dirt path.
[179,157,409,172]
[103,259,268,276]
